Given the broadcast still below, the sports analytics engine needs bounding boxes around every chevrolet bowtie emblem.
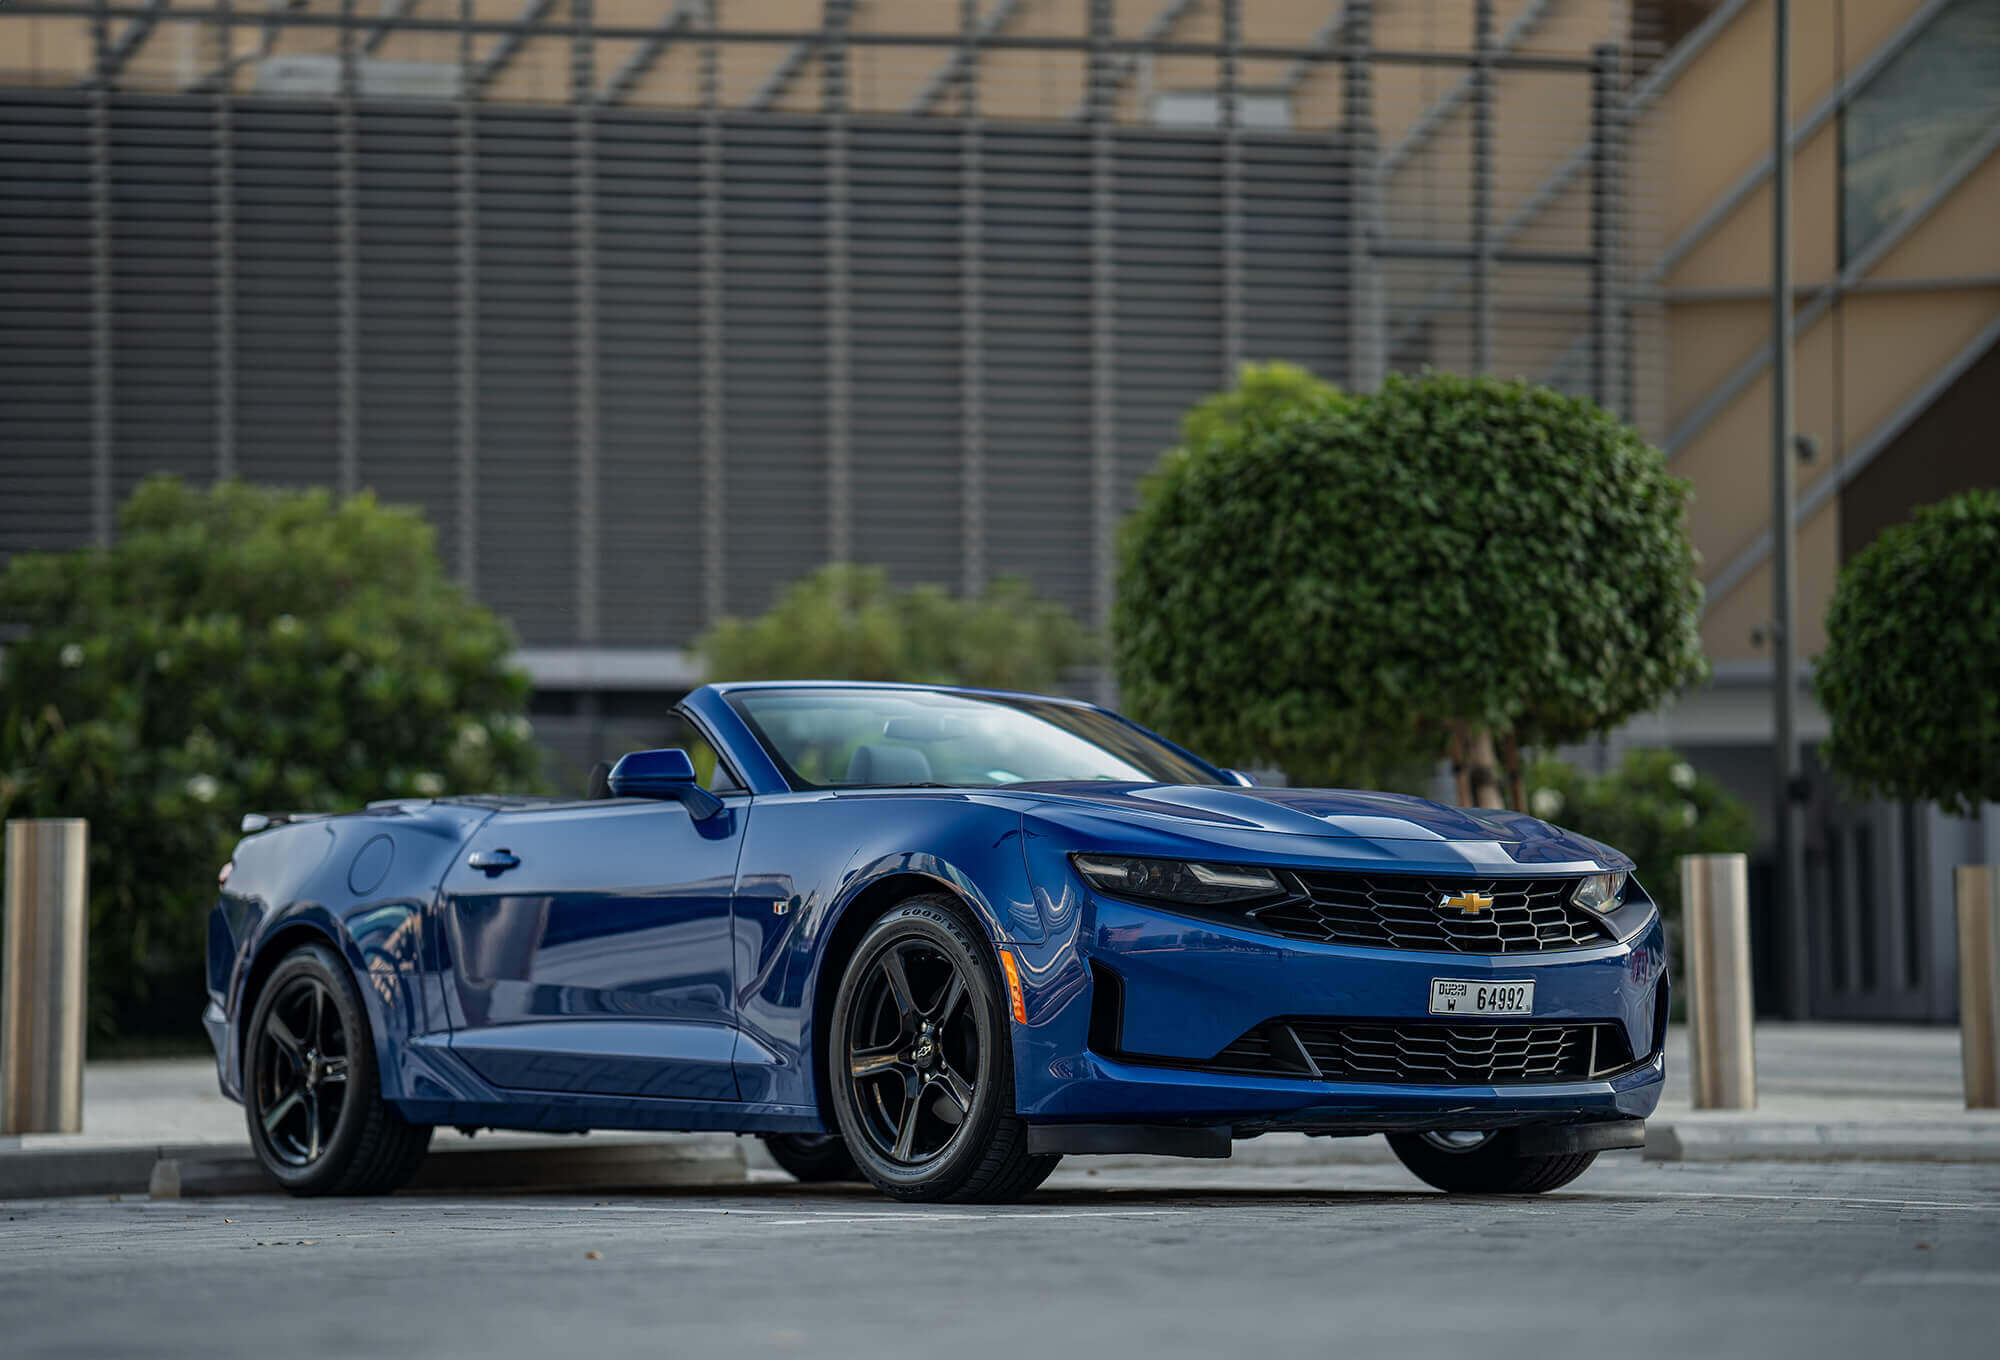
[1440,891,1494,915]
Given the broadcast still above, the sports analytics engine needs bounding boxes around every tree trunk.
[1464,728,1506,809]
[1501,730,1528,814]
[1446,723,1472,807]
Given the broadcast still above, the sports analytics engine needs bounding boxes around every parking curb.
[1643,1119,2000,1163]
[1,1135,748,1201]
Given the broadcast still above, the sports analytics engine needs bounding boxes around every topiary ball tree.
[0,476,543,1039]
[1815,488,2000,817]
[1115,369,1708,802]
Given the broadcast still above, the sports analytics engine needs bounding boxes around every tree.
[695,563,1092,692]
[1115,369,1708,801]
[0,477,542,1039]
[1814,488,2000,816]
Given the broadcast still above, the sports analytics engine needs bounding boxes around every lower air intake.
[1191,1019,1637,1085]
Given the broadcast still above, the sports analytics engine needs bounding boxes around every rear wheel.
[1387,1129,1597,1194]
[827,897,1058,1203]
[760,1133,860,1183]
[244,942,433,1196]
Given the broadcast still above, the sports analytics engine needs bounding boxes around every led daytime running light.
[1570,871,1628,915]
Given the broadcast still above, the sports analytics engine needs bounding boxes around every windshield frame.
[720,685,1229,792]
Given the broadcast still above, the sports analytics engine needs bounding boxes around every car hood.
[1007,782,1626,868]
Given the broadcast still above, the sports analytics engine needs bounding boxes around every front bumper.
[1011,892,1669,1135]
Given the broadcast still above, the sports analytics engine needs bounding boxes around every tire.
[244,942,434,1196]
[826,896,1060,1203]
[760,1133,861,1184]
[1387,1130,1597,1194]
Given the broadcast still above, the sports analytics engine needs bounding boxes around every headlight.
[1571,871,1628,914]
[1071,854,1282,906]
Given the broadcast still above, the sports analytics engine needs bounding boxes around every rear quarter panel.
[210,803,494,1104]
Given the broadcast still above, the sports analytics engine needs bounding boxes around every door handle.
[468,849,520,876]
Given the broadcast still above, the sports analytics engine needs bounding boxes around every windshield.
[725,688,1224,790]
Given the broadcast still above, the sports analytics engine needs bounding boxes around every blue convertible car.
[206,681,1666,1201]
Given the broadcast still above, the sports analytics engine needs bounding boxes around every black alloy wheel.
[846,936,980,1165]
[827,897,1058,1202]
[252,972,350,1167]
[243,942,434,1196]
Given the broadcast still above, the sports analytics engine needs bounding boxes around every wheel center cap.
[912,1037,936,1068]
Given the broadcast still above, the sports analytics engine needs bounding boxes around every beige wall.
[1652,0,2000,664]
[4,1,1622,120]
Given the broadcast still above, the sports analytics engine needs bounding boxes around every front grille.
[1192,1019,1635,1084]
[1250,870,1611,954]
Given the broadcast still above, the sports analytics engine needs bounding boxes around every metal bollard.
[1681,852,1756,1110]
[2,819,89,1134]
[1959,866,1999,1110]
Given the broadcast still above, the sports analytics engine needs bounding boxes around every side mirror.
[1222,769,1258,788]
[607,748,724,821]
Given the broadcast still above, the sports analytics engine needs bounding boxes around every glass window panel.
[1842,0,2000,265]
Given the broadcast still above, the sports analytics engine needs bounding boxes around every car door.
[436,789,750,1101]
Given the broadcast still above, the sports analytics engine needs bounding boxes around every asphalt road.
[4,1156,1996,1360]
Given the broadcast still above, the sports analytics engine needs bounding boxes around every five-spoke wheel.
[244,942,433,1196]
[252,973,351,1167]
[826,896,1059,1202]
[845,938,982,1166]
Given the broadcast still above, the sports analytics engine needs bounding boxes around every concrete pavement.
[3,1023,1995,1200]
[3,1158,1996,1360]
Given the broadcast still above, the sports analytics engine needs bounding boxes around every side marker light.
[998,949,1028,1025]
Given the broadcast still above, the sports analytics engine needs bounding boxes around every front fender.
[729,794,1040,1113]
[828,848,1022,948]
[225,897,431,1108]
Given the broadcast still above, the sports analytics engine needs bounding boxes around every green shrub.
[0,477,542,1039]
[1526,749,1757,939]
[1114,368,1708,798]
[1176,359,1342,450]
[1815,488,2000,816]
[695,563,1092,692]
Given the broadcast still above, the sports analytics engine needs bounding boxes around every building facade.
[1597,0,2000,1020]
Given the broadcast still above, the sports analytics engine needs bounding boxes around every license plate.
[1429,979,1535,1015]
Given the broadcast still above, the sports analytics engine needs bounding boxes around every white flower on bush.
[412,772,446,797]
[1669,760,1696,790]
[1679,801,1699,829]
[456,722,489,750]
[273,614,301,637]
[1529,787,1565,820]
[59,643,85,669]
[505,715,533,742]
[185,774,220,804]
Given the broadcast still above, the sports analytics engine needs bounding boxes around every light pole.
[1771,0,1807,1020]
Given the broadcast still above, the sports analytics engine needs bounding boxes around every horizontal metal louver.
[0,3,1649,654]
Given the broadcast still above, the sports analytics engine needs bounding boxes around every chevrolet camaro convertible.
[206,681,1667,1202]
